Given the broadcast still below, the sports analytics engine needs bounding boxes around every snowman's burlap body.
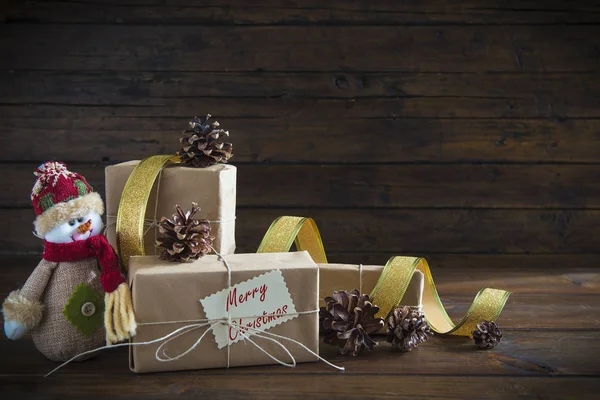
[20,258,105,361]
[2,162,136,364]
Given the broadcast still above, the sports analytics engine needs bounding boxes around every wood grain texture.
[1,331,599,377]
[2,71,599,119]
[3,369,600,400]
[234,209,600,254]
[3,208,600,254]
[328,254,600,285]
[1,25,599,72]
[4,0,600,25]
[4,163,600,209]
[1,370,599,399]
[3,109,599,163]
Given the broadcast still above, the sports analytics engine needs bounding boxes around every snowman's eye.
[68,219,76,226]
[77,217,85,223]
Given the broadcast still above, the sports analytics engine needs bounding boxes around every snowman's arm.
[2,259,58,330]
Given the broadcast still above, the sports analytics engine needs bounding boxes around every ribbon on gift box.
[116,155,179,269]
[257,216,511,337]
[114,154,236,269]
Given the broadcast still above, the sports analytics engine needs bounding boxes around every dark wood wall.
[1,1,599,269]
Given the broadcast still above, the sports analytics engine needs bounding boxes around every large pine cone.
[386,306,432,352]
[320,289,384,356]
[472,320,503,349]
[155,203,214,262]
[177,115,233,168]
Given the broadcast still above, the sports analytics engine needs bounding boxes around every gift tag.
[200,270,297,349]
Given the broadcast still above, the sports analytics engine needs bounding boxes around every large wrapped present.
[128,251,320,373]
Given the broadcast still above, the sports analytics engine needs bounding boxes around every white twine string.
[358,264,363,294]
[212,244,233,368]
[45,307,344,378]
[45,247,344,377]
[150,170,163,254]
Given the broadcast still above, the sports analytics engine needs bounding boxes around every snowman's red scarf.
[42,235,125,293]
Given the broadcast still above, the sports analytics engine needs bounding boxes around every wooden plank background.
[1,0,600,266]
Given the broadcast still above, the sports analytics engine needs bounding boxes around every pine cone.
[319,289,384,356]
[177,115,233,168]
[155,203,214,262]
[472,320,503,349]
[386,306,432,352]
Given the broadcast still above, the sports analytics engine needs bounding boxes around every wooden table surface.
[1,256,599,399]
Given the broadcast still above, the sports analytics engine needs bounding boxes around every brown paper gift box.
[318,263,424,311]
[128,251,319,373]
[105,161,236,256]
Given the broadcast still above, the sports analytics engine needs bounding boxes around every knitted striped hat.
[31,162,104,237]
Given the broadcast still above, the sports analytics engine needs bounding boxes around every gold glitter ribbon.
[257,216,327,264]
[257,216,511,336]
[116,155,181,269]
[371,256,510,335]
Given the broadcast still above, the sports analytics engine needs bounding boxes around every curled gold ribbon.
[371,256,511,335]
[116,155,180,269]
[257,216,327,264]
[256,216,511,336]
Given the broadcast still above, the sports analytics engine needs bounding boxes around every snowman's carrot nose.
[77,220,92,234]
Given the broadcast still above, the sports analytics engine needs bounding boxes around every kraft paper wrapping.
[128,251,319,373]
[105,161,236,257]
[319,263,424,312]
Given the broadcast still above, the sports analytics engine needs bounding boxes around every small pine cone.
[155,202,214,262]
[177,115,233,168]
[472,320,503,349]
[319,289,384,356]
[386,306,432,352]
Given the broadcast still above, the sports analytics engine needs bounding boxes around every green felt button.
[62,283,104,338]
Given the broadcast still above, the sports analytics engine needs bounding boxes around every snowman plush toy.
[2,162,136,362]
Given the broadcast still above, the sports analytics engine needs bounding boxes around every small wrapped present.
[104,115,236,268]
[105,161,236,257]
[128,251,320,373]
[319,263,424,311]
